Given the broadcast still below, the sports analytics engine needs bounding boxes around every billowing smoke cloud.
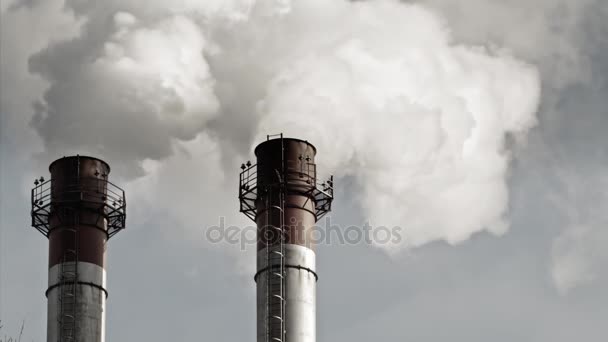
[22,0,540,249]
[28,2,220,177]
[418,0,607,293]
[248,1,541,247]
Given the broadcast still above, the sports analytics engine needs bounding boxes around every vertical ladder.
[266,134,287,342]
[58,219,78,341]
[58,162,80,342]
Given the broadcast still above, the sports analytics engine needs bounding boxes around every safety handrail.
[31,177,127,238]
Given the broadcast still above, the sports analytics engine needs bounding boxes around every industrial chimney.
[31,155,126,342]
[239,134,334,342]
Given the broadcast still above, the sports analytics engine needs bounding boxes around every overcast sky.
[1,0,607,340]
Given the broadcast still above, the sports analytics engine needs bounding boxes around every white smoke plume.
[253,1,540,248]
[28,3,219,177]
[418,0,606,292]
[16,0,541,249]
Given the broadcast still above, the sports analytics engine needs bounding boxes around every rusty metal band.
[254,264,318,283]
[45,281,108,299]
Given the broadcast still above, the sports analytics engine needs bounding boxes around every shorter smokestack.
[31,155,126,342]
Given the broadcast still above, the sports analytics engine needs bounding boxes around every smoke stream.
[252,1,541,248]
[21,0,540,250]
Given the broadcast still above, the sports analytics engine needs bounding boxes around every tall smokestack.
[239,134,334,342]
[31,155,126,342]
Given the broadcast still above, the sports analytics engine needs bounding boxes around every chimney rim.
[48,155,111,173]
[254,137,317,157]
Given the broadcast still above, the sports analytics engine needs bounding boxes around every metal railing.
[239,162,334,222]
[31,177,127,238]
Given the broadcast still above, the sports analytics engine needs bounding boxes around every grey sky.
[1,0,607,340]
